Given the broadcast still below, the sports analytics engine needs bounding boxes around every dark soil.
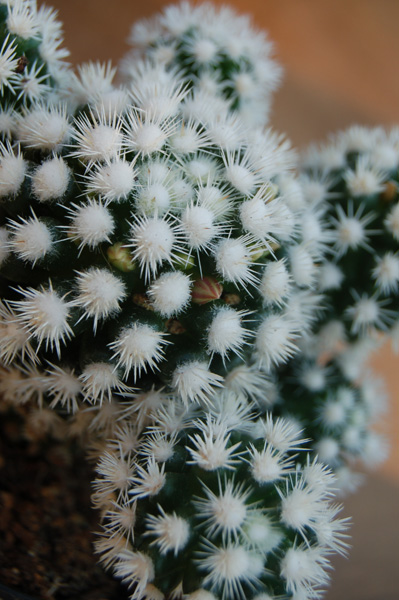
[0,410,127,600]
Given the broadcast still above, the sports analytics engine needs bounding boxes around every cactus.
[0,0,70,113]
[93,400,349,600]
[6,2,399,599]
[122,1,282,128]
[0,46,324,418]
[275,355,389,495]
[300,126,399,369]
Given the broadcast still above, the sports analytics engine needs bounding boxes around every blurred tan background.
[42,1,399,597]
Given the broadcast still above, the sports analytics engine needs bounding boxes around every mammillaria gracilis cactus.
[300,126,399,370]
[93,399,350,600]
[123,1,282,128]
[0,0,322,419]
[7,1,399,599]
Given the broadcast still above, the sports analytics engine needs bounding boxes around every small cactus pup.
[122,1,282,127]
[0,55,322,417]
[0,0,70,114]
[93,398,349,600]
[301,126,399,362]
[275,355,389,496]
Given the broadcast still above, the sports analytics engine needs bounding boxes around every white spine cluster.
[128,214,178,281]
[206,307,252,361]
[109,323,169,380]
[0,142,26,197]
[31,156,70,202]
[172,360,224,405]
[7,213,54,264]
[73,268,127,330]
[11,283,73,357]
[147,270,192,316]
[15,105,71,151]
[65,199,115,250]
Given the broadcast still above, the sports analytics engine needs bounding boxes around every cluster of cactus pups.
[0,1,398,599]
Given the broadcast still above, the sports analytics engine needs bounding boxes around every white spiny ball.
[80,361,125,403]
[6,4,40,40]
[370,142,398,171]
[206,307,249,357]
[47,365,82,413]
[92,87,130,116]
[314,437,340,465]
[171,178,195,209]
[244,514,282,554]
[300,210,324,249]
[336,387,356,410]
[0,150,26,197]
[346,295,380,334]
[136,182,171,215]
[0,304,32,364]
[185,156,219,184]
[206,114,244,152]
[239,191,291,243]
[259,259,291,305]
[214,237,254,287]
[277,175,306,212]
[361,432,389,467]
[68,200,114,249]
[300,365,326,392]
[145,509,190,555]
[335,213,366,253]
[280,546,329,597]
[169,123,204,154]
[148,271,192,317]
[205,487,247,533]
[192,37,218,64]
[109,323,168,379]
[320,400,347,427]
[234,72,257,99]
[300,176,328,205]
[140,160,170,183]
[372,252,399,293]
[256,314,298,371]
[197,184,232,219]
[0,109,16,138]
[318,261,344,291]
[113,550,154,593]
[86,159,135,201]
[129,216,176,280]
[9,216,53,264]
[200,543,254,591]
[16,107,70,151]
[289,244,317,288]
[249,445,289,483]
[172,360,223,405]
[345,160,384,197]
[31,156,70,202]
[181,204,216,249]
[224,162,256,195]
[73,121,123,163]
[317,320,346,354]
[342,426,363,452]
[12,285,73,356]
[74,268,126,325]
[128,119,168,155]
